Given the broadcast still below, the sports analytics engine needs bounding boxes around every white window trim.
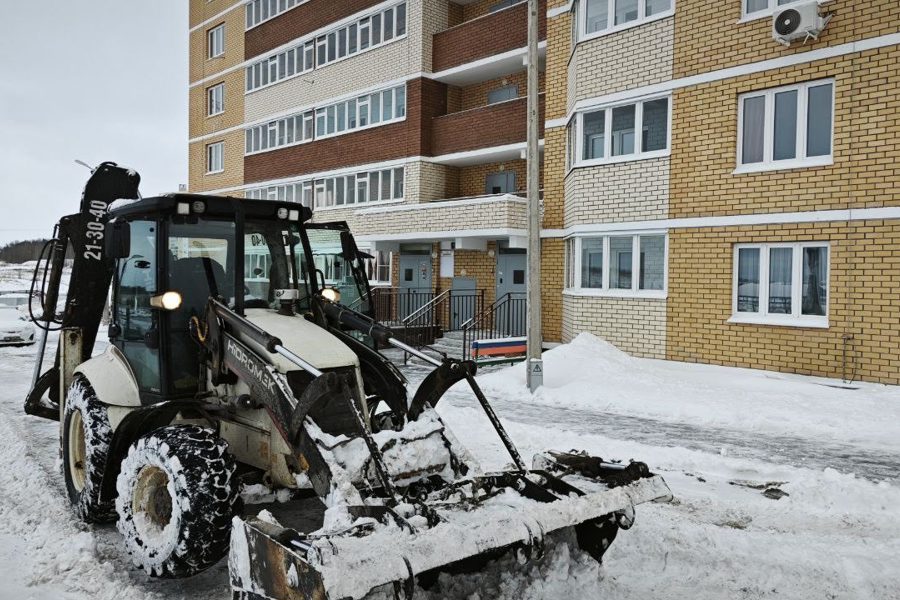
[570,93,672,170]
[246,0,311,31]
[729,242,830,328]
[247,167,406,210]
[207,24,225,59]
[206,141,225,174]
[734,79,835,175]
[574,0,675,45]
[244,2,408,94]
[207,83,225,117]
[244,84,406,156]
[564,231,668,298]
[739,0,832,23]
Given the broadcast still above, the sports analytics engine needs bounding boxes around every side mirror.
[105,220,130,259]
[340,230,358,261]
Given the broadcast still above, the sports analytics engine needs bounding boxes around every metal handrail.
[401,289,451,326]
[461,292,527,360]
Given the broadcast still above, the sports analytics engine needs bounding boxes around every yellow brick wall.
[670,48,900,218]
[544,7,570,121]
[674,0,900,79]
[188,130,245,192]
[667,221,900,385]
[541,5,571,343]
[190,0,242,29]
[541,238,564,342]
[438,242,498,306]
[188,69,246,139]
[189,0,245,193]
[189,3,245,84]
[562,295,666,358]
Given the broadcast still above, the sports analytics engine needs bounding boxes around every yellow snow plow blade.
[230,459,671,600]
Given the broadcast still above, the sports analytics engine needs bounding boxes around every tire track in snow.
[398,360,899,482]
[0,345,229,600]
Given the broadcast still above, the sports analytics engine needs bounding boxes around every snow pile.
[478,332,900,452]
[316,411,457,488]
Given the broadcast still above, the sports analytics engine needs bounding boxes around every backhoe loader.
[25,162,671,599]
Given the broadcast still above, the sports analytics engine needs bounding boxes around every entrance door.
[398,253,432,320]
[450,276,477,330]
[495,250,527,336]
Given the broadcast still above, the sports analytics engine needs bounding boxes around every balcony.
[352,193,528,243]
[431,94,545,160]
[432,0,547,78]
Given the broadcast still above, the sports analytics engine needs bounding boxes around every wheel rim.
[132,466,173,535]
[68,409,87,492]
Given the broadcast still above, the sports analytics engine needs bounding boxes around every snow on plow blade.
[230,459,671,600]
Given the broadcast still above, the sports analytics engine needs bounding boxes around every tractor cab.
[106,194,372,402]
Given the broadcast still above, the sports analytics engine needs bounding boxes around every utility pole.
[525,0,543,391]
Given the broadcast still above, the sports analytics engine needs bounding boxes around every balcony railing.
[431,94,545,156]
[432,0,546,73]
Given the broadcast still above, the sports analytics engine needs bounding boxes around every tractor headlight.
[150,291,183,311]
[320,287,341,303]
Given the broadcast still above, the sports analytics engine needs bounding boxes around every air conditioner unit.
[772,2,832,46]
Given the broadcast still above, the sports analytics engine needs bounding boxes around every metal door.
[495,251,527,336]
[398,254,432,319]
[450,276,477,330]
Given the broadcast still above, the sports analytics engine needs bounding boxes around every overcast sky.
[0,1,188,246]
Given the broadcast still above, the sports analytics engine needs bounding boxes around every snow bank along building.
[188,0,547,343]
[189,0,900,385]
[542,0,900,385]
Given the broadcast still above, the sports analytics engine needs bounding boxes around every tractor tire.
[115,424,237,578]
[61,375,116,523]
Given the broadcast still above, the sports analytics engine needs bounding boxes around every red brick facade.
[244,78,447,183]
[245,0,385,60]
[432,0,546,72]
[432,94,545,156]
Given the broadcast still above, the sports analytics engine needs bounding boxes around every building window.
[743,0,819,19]
[207,24,225,59]
[489,0,522,13]
[737,80,834,173]
[362,248,392,283]
[314,84,406,140]
[570,95,670,167]
[732,243,829,327]
[206,142,224,174]
[207,83,224,116]
[487,84,518,105]
[565,233,666,296]
[246,0,307,30]
[244,84,406,155]
[245,2,407,92]
[575,0,673,41]
[246,166,405,209]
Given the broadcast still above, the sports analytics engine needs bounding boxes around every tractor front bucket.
[229,454,671,600]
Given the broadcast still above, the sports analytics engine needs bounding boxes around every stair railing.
[461,292,527,360]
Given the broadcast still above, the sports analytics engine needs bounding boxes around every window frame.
[207,24,225,59]
[206,141,225,174]
[741,0,829,22]
[570,93,672,169]
[247,166,406,210]
[730,242,830,328]
[244,2,408,94]
[564,232,668,298]
[574,0,675,44]
[735,79,835,174]
[207,82,225,116]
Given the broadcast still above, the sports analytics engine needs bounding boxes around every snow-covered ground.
[0,332,897,599]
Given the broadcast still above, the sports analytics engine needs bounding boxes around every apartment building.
[544,0,900,383]
[188,0,547,326]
